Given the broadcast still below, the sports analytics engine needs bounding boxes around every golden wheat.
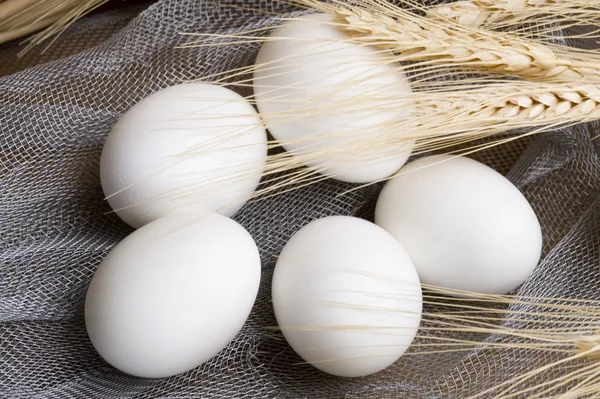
[111,78,600,217]
[417,83,600,125]
[271,280,600,397]
[0,0,110,53]
[323,4,600,82]
[359,0,600,46]
[191,5,600,392]
[427,0,562,28]
[170,10,600,201]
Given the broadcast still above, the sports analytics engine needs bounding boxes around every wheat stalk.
[320,4,600,82]
[0,14,65,45]
[0,0,74,46]
[0,0,110,53]
[368,282,600,398]
[183,7,600,395]
[0,0,40,25]
[427,0,563,29]
[109,79,600,214]
[575,333,600,361]
[170,1,600,200]
[271,277,600,397]
[157,14,600,201]
[371,0,600,46]
[373,0,600,52]
[417,83,600,126]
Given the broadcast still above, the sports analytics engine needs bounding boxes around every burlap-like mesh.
[1,1,599,398]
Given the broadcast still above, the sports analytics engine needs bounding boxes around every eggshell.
[253,13,414,183]
[375,155,543,294]
[85,213,261,378]
[272,216,422,377]
[100,83,267,229]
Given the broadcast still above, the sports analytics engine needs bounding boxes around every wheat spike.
[153,81,600,205]
[173,4,600,199]
[418,84,600,126]
[395,0,600,49]
[427,0,561,28]
[243,81,600,199]
[326,5,600,82]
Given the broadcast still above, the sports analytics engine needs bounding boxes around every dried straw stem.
[0,0,109,53]
[174,6,600,199]
[575,333,600,361]
[0,14,65,45]
[127,69,600,203]
[0,0,75,31]
[0,0,40,22]
[373,283,600,398]
[0,0,76,45]
[155,83,600,211]
[22,0,110,55]
[270,278,600,397]
[327,5,600,81]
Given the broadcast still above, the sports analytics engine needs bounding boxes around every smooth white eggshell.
[272,216,422,377]
[85,213,261,378]
[100,83,267,229]
[253,13,414,183]
[375,155,543,294]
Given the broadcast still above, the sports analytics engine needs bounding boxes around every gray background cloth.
[1,1,599,398]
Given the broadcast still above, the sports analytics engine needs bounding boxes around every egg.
[100,83,267,229]
[272,216,422,377]
[375,155,543,294]
[85,213,261,378]
[253,13,414,183]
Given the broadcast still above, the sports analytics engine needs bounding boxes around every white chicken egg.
[272,216,422,377]
[253,13,414,183]
[100,83,267,229]
[85,213,261,378]
[375,155,543,295]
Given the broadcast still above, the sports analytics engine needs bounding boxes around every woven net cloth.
[1,1,599,398]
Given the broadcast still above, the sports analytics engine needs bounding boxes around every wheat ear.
[418,84,600,127]
[427,0,561,29]
[224,83,600,202]
[325,5,600,82]
[425,0,600,50]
